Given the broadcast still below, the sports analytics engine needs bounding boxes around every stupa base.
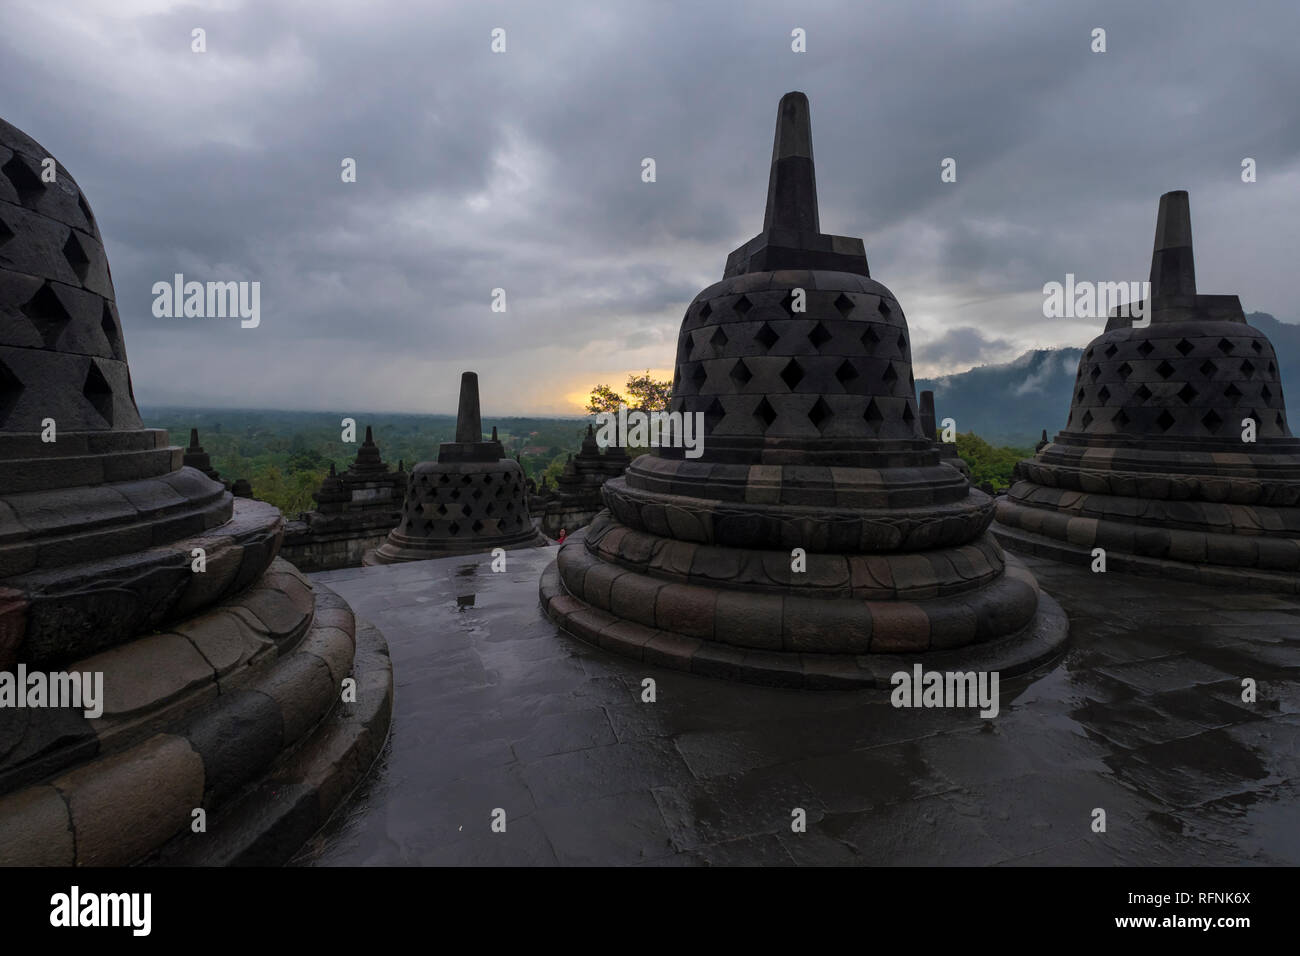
[993,516,1300,594]
[0,559,394,866]
[540,532,1069,689]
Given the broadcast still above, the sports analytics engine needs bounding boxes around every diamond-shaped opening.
[861,326,880,349]
[1224,383,1243,400]
[901,403,915,425]
[1090,364,1102,381]
[1081,410,1094,429]
[2,154,44,204]
[472,520,485,534]
[471,488,483,500]
[1156,409,1176,432]
[1155,360,1175,379]
[1077,389,1086,402]
[835,359,858,386]
[0,358,24,427]
[482,473,493,484]
[780,290,800,317]
[461,474,472,485]
[493,485,505,498]
[896,332,907,353]
[1240,359,1255,377]
[0,216,13,247]
[1113,409,1130,427]
[1278,412,1286,428]
[20,281,74,349]
[438,473,449,484]
[709,326,729,351]
[729,358,753,386]
[461,503,472,516]
[505,501,515,512]
[754,321,779,350]
[1201,409,1224,434]
[1177,383,1198,404]
[780,358,805,391]
[877,298,891,319]
[1104,343,1118,358]
[1269,362,1276,375]
[808,396,832,433]
[1199,359,1217,377]
[1137,340,1155,357]
[62,231,91,282]
[1175,338,1194,356]
[1262,384,1273,402]
[82,359,113,425]
[422,519,434,534]
[833,293,854,318]
[882,363,899,385]
[733,294,753,316]
[699,302,713,321]
[1097,385,1111,403]
[1136,384,1152,402]
[447,521,461,536]
[753,396,777,431]
[1252,339,1264,353]
[436,503,447,516]
[485,503,495,515]
[808,321,831,349]
[1217,338,1235,354]
[1117,362,1133,381]
[704,396,725,430]
[862,397,884,432]
[690,363,708,392]
[101,301,122,359]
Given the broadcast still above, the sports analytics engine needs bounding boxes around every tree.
[586,370,672,413]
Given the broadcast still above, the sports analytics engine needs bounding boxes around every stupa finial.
[763,91,819,235]
[455,372,483,443]
[1149,190,1196,299]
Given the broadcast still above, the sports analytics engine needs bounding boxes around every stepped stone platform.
[296,546,1300,866]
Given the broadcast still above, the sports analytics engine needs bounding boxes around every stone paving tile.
[534,790,677,866]
[297,548,1300,866]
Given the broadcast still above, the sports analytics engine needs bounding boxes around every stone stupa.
[540,92,1067,687]
[367,371,545,563]
[996,190,1300,590]
[0,116,392,865]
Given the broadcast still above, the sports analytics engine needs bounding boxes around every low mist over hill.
[918,312,1300,448]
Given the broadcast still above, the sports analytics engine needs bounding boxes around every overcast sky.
[3,0,1298,415]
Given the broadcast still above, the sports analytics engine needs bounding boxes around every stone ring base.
[992,518,1300,594]
[540,559,1068,690]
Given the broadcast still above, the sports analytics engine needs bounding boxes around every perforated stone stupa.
[539,92,1067,687]
[367,372,545,563]
[996,190,1300,590]
[0,117,391,865]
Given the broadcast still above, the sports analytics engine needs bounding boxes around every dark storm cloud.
[2,0,1298,413]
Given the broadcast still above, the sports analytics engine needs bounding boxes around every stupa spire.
[1149,189,1196,299]
[455,372,483,443]
[763,91,819,234]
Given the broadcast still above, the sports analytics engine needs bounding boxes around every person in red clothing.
[556,528,567,544]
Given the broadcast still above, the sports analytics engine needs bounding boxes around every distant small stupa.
[366,372,545,562]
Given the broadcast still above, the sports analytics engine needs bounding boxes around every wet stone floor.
[295,544,1300,866]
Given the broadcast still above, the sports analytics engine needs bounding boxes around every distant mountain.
[916,311,1299,449]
